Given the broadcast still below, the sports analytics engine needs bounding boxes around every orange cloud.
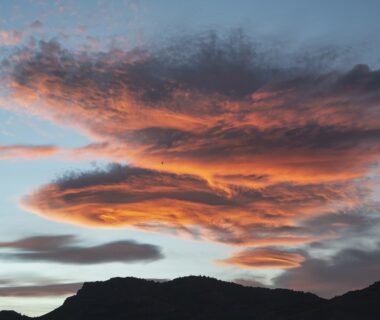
[217,248,305,269]
[5,40,380,187]
[20,164,365,247]
[0,144,59,160]
[2,33,380,269]
[0,30,24,46]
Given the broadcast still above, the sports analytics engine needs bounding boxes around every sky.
[1,0,380,316]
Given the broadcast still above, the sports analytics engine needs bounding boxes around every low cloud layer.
[0,235,163,264]
[0,282,82,297]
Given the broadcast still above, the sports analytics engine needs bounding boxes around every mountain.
[292,281,380,320]
[0,311,29,320]
[1,276,379,320]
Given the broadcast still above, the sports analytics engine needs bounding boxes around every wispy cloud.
[0,20,43,47]
[0,144,59,160]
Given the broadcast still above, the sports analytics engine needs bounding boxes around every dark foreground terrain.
[1,276,379,320]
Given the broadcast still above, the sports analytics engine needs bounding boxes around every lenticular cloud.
[3,30,380,269]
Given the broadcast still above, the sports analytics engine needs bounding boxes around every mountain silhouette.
[1,276,379,320]
[0,311,29,320]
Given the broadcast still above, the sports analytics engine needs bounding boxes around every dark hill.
[292,281,380,320]
[0,311,29,320]
[1,276,380,320]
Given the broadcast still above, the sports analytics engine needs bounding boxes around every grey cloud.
[0,282,82,297]
[233,278,266,288]
[8,30,280,102]
[304,208,378,239]
[0,235,75,251]
[29,20,43,30]
[54,164,232,207]
[0,235,163,264]
[273,244,380,298]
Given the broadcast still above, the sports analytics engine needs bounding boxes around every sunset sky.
[1,0,380,316]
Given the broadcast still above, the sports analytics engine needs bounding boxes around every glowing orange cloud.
[217,248,305,269]
[21,164,364,247]
[5,43,380,186]
[2,34,380,270]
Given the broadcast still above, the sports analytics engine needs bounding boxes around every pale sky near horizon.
[1,0,380,316]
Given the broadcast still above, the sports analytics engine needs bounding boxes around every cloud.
[0,235,163,264]
[1,30,380,276]
[233,278,266,287]
[0,235,75,251]
[0,144,59,160]
[21,163,364,246]
[4,36,380,185]
[218,248,305,269]
[273,244,380,298]
[29,20,43,30]
[4,35,380,187]
[0,30,24,46]
[0,20,43,48]
[0,282,82,297]
[0,143,132,161]
[300,205,380,242]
